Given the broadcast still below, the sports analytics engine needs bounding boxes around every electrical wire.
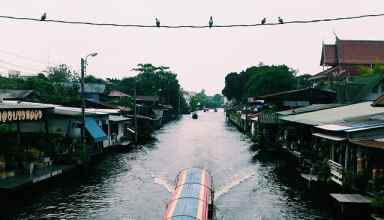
[0,49,47,65]
[0,58,43,72]
[0,13,383,29]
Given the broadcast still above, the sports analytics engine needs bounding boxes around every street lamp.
[80,52,98,161]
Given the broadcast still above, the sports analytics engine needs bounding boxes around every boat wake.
[151,173,174,193]
[215,169,256,201]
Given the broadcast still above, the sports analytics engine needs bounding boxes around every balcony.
[328,160,343,185]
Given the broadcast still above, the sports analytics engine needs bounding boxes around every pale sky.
[0,0,383,95]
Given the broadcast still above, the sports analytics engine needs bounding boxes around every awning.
[312,133,346,141]
[85,117,107,142]
[350,140,384,150]
[108,115,131,122]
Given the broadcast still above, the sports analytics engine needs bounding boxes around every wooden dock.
[330,193,372,219]
[0,164,75,191]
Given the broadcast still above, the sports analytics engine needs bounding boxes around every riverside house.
[0,100,126,192]
[279,100,384,190]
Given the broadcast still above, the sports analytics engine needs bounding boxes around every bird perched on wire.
[209,16,213,28]
[278,17,284,24]
[261,18,266,25]
[40,12,47,21]
[155,18,160,27]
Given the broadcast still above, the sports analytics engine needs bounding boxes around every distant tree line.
[0,63,190,113]
[221,63,311,103]
[0,64,81,106]
[106,63,189,113]
[189,90,224,111]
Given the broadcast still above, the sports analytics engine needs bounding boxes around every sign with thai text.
[0,109,43,123]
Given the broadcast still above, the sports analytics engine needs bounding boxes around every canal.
[3,110,331,219]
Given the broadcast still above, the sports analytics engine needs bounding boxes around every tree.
[359,63,384,76]
[47,64,77,82]
[222,72,242,101]
[246,65,296,97]
[296,74,313,89]
[84,75,105,83]
[106,63,186,113]
[189,91,224,111]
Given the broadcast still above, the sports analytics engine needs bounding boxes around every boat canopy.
[162,168,213,220]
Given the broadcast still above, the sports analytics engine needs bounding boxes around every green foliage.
[246,65,296,97]
[359,63,384,76]
[0,64,81,106]
[222,64,297,102]
[84,75,105,83]
[107,63,187,113]
[296,74,313,89]
[190,90,224,111]
[47,64,78,82]
[222,72,242,101]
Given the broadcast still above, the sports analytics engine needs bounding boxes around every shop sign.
[0,109,43,123]
[32,169,62,183]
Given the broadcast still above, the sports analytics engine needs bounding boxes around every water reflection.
[4,110,330,219]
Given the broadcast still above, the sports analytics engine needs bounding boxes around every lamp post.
[133,87,138,144]
[80,52,98,161]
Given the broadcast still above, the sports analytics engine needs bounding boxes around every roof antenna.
[332,29,340,41]
[322,40,325,71]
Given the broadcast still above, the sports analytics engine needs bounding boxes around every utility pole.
[80,52,97,161]
[80,58,86,161]
[134,88,138,144]
[178,93,181,115]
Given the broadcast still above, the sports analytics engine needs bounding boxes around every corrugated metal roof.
[351,139,384,150]
[0,102,53,110]
[53,107,117,116]
[312,133,346,141]
[278,104,342,116]
[0,89,34,100]
[109,115,131,122]
[281,101,384,126]
[2,101,118,116]
[316,114,384,132]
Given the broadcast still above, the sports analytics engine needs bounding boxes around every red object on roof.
[321,40,384,66]
[108,90,129,97]
[321,45,337,66]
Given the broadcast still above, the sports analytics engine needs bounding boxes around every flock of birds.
[40,13,284,27]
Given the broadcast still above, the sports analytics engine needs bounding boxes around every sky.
[0,1,383,95]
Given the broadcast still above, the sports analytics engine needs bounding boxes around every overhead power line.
[0,49,47,65]
[0,13,383,28]
[0,58,43,72]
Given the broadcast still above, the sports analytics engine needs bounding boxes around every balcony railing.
[328,160,343,185]
[259,112,280,124]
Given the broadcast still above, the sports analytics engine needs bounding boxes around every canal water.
[3,110,331,219]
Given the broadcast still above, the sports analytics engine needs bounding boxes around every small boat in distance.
[162,168,215,220]
[192,112,198,119]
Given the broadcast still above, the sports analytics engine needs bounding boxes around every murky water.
[3,110,331,219]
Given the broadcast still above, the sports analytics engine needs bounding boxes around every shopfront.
[0,103,53,183]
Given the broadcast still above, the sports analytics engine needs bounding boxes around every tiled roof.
[320,45,337,66]
[338,40,384,65]
[108,90,129,97]
[320,40,384,66]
